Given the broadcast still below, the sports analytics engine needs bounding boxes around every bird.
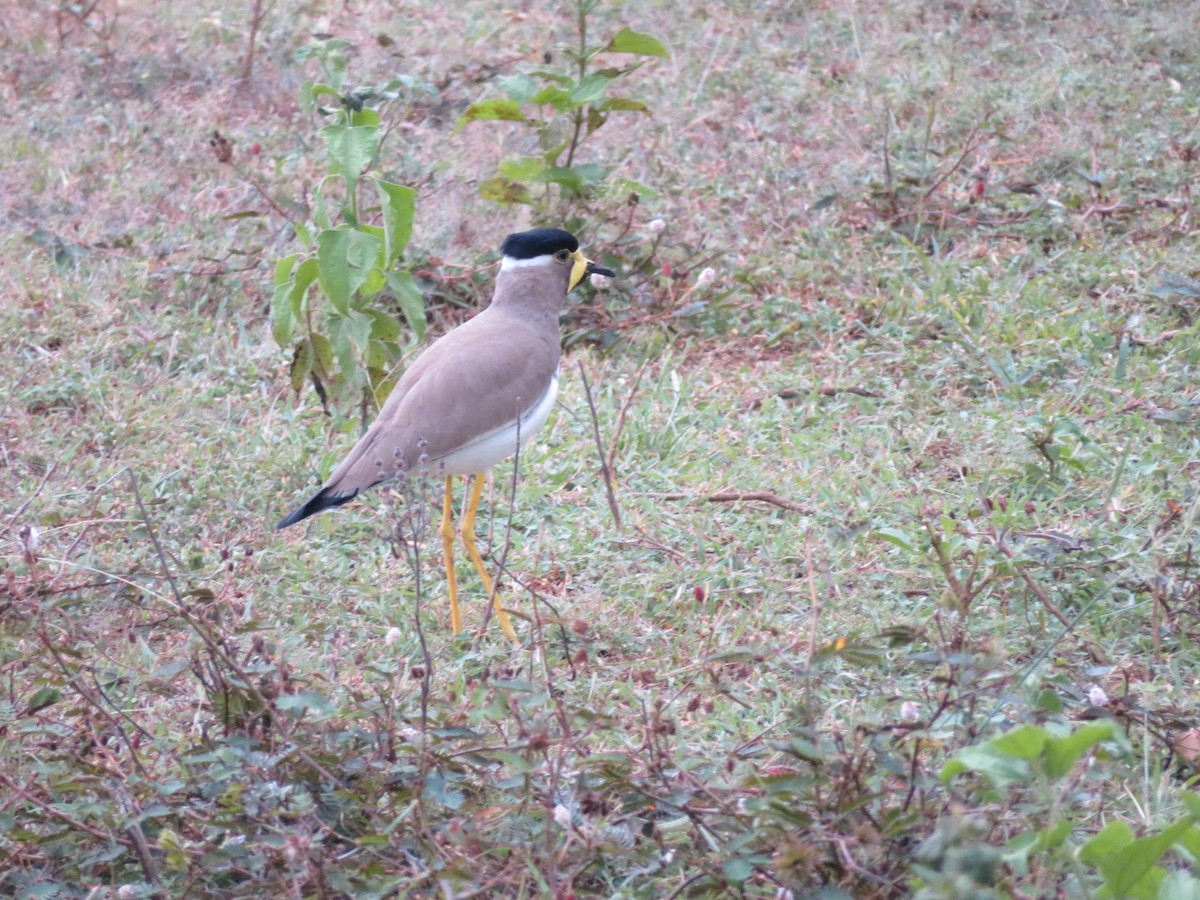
[277,228,615,641]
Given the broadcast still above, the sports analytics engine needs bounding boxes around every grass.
[3,0,1200,896]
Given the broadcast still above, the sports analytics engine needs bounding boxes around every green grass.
[3,0,1200,896]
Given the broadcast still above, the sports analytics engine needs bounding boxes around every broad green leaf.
[607,176,659,200]
[531,85,573,111]
[1080,820,1135,879]
[569,73,615,105]
[376,180,416,266]
[527,68,573,85]
[605,27,669,58]
[270,254,299,346]
[456,98,525,129]
[721,856,753,885]
[991,724,1050,762]
[940,744,1029,786]
[499,155,547,181]
[385,271,426,341]
[311,333,334,379]
[289,338,313,392]
[875,527,915,553]
[360,266,387,298]
[316,228,383,314]
[1043,721,1120,779]
[479,176,531,205]
[299,81,341,115]
[596,96,650,113]
[491,749,537,773]
[272,253,298,287]
[1181,792,1200,820]
[367,339,396,374]
[1103,817,1196,898]
[320,124,379,192]
[587,106,608,137]
[530,163,611,194]
[368,308,403,342]
[350,107,381,127]
[498,74,539,103]
[329,310,373,384]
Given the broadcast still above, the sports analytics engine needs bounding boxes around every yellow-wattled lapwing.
[278,228,614,641]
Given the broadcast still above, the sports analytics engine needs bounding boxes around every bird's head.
[499,228,615,292]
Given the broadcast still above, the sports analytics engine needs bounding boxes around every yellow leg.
[461,474,519,643]
[439,476,463,634]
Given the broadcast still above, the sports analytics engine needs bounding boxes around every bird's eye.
[554,248,571,263]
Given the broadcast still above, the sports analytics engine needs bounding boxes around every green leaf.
[1102,817,1196,898]
[1181,792,1200,820]
[350,107,381,127]
[479,176,531,205]
[569,73,615,105]
[606,27,669,58]
[290,339,313,392]
[367,308,402,342]
[376,180,415,266]
[875,527,916,553]
[498,155,547,181]
[320,124,379,192]
[531,85,573,111]
[271,254,299,346]
[1043,721,1120,779]
[24,687,62,714]
[385,270,427,341]
[330,309,374,377]
[991,724,1050,762]
[1080,820,1134,878]
[530,163,612,195]
[498,74,539,103]
[316,228,383,314]
[596,97,650,114]
[311,333,335,379]
[456,98,525,129]
[941,744,1029,786]
[721,856,754,885]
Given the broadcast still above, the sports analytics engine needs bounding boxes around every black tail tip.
[276,488,357,530]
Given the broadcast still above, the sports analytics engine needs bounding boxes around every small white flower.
[647,218,666,233]
[900,701,920,722]
[117,887,137,899]
[589,272,609,289]
[1087,685,1108,706]
[695,267,716,287]
[553,804,573,828]
[384,626,402,647]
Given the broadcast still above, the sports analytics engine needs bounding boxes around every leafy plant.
[941,721,1200,899]
[457,0,667,218]
[272,39,427,421]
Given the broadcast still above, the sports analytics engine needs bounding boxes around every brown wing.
[320,307,559,495]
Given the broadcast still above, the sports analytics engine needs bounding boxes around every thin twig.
[636,490,810,514]
[804,528,821,670]
[576,361,622,531]
[606,357,650,478]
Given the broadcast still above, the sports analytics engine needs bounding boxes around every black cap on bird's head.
[500,228,580,260]
[499,227,614,289]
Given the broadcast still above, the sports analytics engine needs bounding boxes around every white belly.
[436,372,559,475]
